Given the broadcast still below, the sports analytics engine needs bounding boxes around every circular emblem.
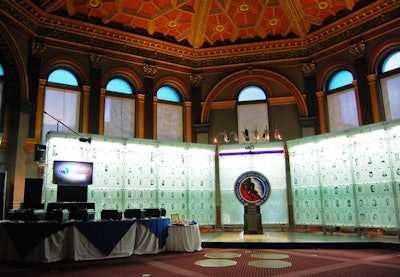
[57,167,70,176]
[234,171,271,205]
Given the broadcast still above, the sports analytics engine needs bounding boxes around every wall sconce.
[274,127,282,141]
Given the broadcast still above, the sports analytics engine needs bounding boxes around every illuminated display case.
[44,132,216,223]
[218,142,288,225]
[287,120,400,229]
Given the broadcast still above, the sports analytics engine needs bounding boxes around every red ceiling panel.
[39,0,365,48]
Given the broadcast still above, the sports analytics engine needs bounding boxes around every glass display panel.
[218,143,288,225]
[44,133,215,223]
[287,120,400,229]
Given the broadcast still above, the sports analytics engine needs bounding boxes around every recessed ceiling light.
[240,4,250,12]
[269,19,278,26]
[168,20,178,28]
[215,25,225,32]
[318,1,329,10]
[88,0,100,8]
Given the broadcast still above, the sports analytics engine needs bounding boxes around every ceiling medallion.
[239,4,250,12]
[168,20,178,28]
[269,19,278,26]
[318,1,329,10]
[215,25,225,32]
[88,0,101,8]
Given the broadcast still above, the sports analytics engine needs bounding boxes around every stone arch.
[201,69,307,123]
[0,21,28,99]
[154,76,189,101]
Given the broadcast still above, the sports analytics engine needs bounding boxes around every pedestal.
[244,204,262,234]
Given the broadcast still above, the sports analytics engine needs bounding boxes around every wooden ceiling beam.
[191,0,213,49]
[279,0,309,37]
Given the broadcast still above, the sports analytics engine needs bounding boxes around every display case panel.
[218,142,288,225]
[44,132,216,223]
[287,120,400,229]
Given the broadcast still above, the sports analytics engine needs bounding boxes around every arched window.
[237,86,269,143]
[379,50,400,121]
[104,77,136,138]
[156,85,183,142]
[157,86,181,102]
[324,69,359,132]
[42,68,81,143]
[0,64,4,128]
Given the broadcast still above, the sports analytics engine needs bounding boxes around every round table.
[166,224,202,252]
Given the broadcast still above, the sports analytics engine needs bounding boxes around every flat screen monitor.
[53,161,93,186]
[57,185,88,202]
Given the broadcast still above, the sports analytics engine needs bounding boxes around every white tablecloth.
[166,224,202,252]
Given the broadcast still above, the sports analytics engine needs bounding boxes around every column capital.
[31,39,46,57]
[349,40,366,58]
[316,91,324,98]
[89,53,106,68]
[367,73,377,83]
[300,62,316,76]
[189,73,203,87]
[143,63,158,77]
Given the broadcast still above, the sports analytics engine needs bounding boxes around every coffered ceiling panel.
[35,0,369,49]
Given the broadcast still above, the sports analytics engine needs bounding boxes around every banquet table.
[166,224,202,252]
[0,218,171,263]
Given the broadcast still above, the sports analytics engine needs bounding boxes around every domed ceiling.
[34,0,372,49]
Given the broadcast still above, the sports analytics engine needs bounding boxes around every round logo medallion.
[234,171,271,205]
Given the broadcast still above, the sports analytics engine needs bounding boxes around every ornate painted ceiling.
[34,0,371,49]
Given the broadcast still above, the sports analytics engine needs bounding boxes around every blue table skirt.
[1,218,171,259]
[137,218,171,249]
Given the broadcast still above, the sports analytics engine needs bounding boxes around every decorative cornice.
[2,0,399,68]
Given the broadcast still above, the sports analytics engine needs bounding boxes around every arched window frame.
[156,84,184,142]
[323,68,359,132]
[42,67,82,143]
[104,76,137,138]
[236,85,270,143]
[376,49,400,121]
[0,64,4,130]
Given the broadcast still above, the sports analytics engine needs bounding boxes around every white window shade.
[104,96,135,138]
[381,73,400,121]
[237,102,269,143]
[157,102,183,142]
[327,88,359,132]
[43,87,80,143]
